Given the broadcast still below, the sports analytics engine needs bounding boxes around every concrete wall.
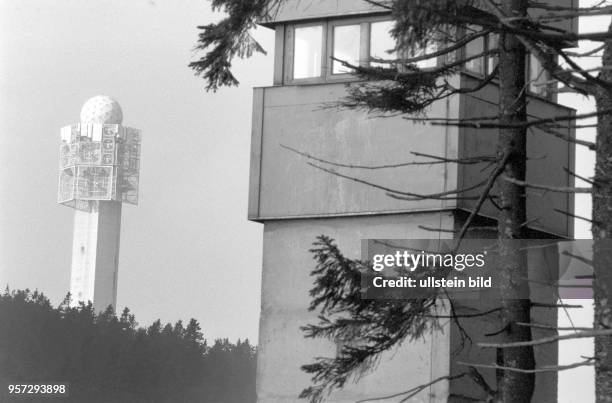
[249,76,575,238]
[257,213,454,403]
[249,82,461,221]
[457,74,575,238]
[70,200,121,312]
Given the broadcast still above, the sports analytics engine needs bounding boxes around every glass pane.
[464,28,484,75]
[371,20,436,69]
[293,25,323,79]
[529,53,548,96]
[370,21,396,67]
[332,24,361,74]
[441,26,458,64]
[487,34,499,75]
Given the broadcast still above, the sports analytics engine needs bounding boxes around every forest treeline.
[0,289,256,403]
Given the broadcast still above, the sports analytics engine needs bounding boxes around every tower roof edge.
[259,0,389,27]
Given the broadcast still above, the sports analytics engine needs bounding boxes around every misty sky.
[0,1,608,401]
[0,0,274,343]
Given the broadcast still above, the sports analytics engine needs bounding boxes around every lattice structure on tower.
[58,123,141,210]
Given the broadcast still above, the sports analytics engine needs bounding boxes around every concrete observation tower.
[58,96,141,312]
[248,1,576,402]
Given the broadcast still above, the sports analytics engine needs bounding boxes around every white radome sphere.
[80,95,123,124]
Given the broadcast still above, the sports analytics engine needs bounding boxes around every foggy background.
[0,0,274,343]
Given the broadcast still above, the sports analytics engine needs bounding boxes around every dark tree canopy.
[0,289,257,403]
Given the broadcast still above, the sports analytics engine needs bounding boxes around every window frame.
[282,15,556,101]
[284,15,399,85]
[326,18,368,80]
[486,33,499,76]
[366,15,443,71]
[527,52,552,100]
[368,18,400,69]
[459,25,487,77]
[285,21,327,85]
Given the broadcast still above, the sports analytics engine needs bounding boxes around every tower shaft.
[70,201,122,312]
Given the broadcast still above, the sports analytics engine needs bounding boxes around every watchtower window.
[332,24,361,74]
[294,25,323,79]
[529,53,548,97]
[487,34,499,75]
[370,20,396,67]
[286,17,444,84]
[464,26,485,75]
[370,21,437,69]
[283,16,553,100]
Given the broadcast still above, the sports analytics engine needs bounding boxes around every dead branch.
[306,161,485,200]
[565,44,606,58]
[418,225,456,233]
[455,152,512,245]
[501,176,593,193]
[411,151,496,165]
[533,126,596,150]
[426,306,502,319]
[531,302,583,309]
[516,322,593,332]
[405,119,596,150]
[281,144,495,169]
[554,208,597,224]
[355,373,468,403]
[457,359,595,374]
[479,329,612,348]
[429,109,612,130]
[561,250,593,266]
[386,180,485,200]
[564,167,595,185]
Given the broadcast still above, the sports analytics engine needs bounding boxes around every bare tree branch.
[501,176,593,193]
[516,322,593,332]
[457,359,595,373]
[281,144,495,169]
[554,208,598,224]
[455,152,512,245]
[306,161,486,200]
[564,166,596,185]
[355,373,468,403]
[479,329,612,348]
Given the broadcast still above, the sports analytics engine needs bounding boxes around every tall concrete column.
[70,200,122,313]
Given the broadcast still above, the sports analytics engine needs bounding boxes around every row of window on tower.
[288,19,550,99]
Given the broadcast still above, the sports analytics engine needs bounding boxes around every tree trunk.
[495,0,535,401]
[593,23,612,403]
